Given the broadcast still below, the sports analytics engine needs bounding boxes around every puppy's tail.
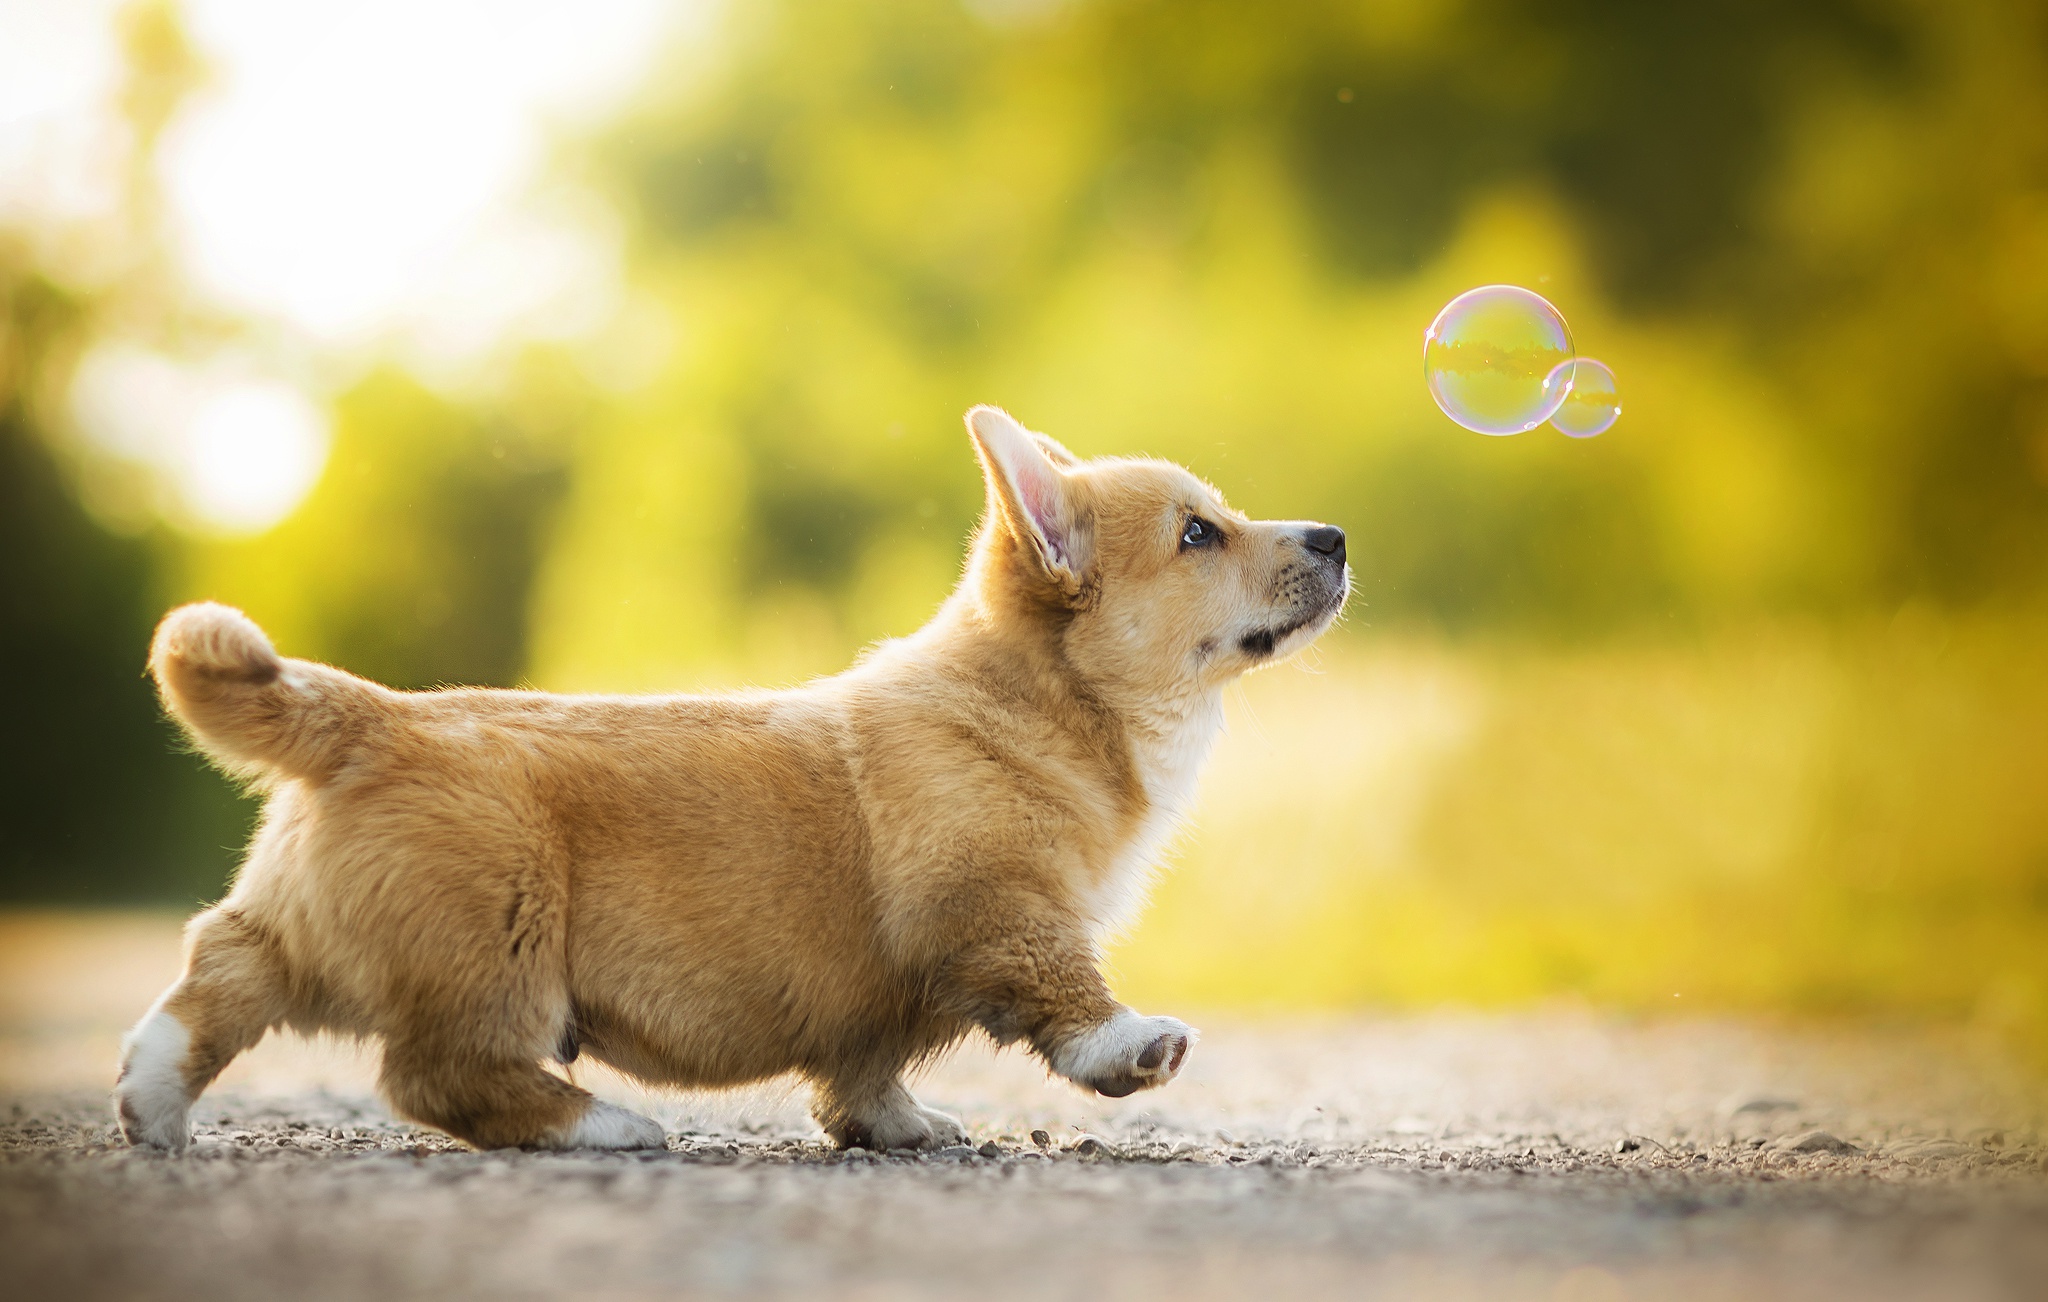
[149,603,382,786]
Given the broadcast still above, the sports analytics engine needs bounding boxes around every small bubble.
[1549,357,1621,438]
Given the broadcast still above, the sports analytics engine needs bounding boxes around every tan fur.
[115,406,1349,1151]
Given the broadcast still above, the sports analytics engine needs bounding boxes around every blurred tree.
[0,2,245,904]
[0,257,244,904]
[0,0,571,901]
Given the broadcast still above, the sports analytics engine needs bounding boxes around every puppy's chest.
[1080,691,1225,936]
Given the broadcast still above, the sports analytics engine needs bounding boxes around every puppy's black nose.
[1302,525,1346,563]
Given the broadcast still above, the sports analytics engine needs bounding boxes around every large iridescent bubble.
[1423,285,1575,436]
[1547,357,1621,438]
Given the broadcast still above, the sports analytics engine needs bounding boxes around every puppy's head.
[964,405,1349,695]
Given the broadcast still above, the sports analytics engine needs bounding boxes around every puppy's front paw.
[1051,1011,1195,1098]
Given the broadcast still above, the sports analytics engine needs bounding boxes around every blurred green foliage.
[186,370,570,693]
[2,0,2045,1059]
[0,263,243,902]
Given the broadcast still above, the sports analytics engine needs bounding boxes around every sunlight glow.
[0,0,128,233]
[162,0,681,353]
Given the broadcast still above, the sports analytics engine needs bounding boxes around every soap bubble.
[1423,285,1575,435]
[1548,357,1620,438]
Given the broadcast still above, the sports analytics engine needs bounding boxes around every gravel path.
[4,1010,2046,1302]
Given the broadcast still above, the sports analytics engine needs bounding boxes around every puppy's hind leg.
[379,1030,665,1151]
[811,1065,967,1152]
[116,907,290,1151]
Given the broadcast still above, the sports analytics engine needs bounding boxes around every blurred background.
[3,0,2045,1065]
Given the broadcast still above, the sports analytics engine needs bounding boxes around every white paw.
[115,1007,194,1152]
[911,1102,969,1149]
[831,1092,967,1151]
[1049,1010,1195,1098]
[554,1100,667,1150]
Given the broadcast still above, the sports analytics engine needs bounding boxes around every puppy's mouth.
[1236,580,1348,663]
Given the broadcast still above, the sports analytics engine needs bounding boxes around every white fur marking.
[115,1006,194,1151]
[852,1090,968,1151]
[1052,1010,1195,1089]
[559,1100,667,1150]
[1086,687,1225,937]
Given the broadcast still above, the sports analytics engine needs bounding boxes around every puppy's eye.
[1181,516,1217,549]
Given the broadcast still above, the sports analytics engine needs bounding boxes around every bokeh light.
[68,344,329,534]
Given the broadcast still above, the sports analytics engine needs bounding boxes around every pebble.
[1888,1139,1971,1163]
[1068,1134,1112,1158]
[1029,1129,1052,1150]
[1775,1130,1857,1155]
[1726,1097,1800,1115]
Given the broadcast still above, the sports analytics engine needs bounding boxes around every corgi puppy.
[117,406,1348,1151]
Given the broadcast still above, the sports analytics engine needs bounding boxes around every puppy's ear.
[1031,432,1080,468]
[967,405,1090,588]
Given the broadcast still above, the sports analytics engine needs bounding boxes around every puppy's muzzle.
[1302,523,1349,612]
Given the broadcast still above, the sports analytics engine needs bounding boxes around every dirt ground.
[3,914,2045,1301]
